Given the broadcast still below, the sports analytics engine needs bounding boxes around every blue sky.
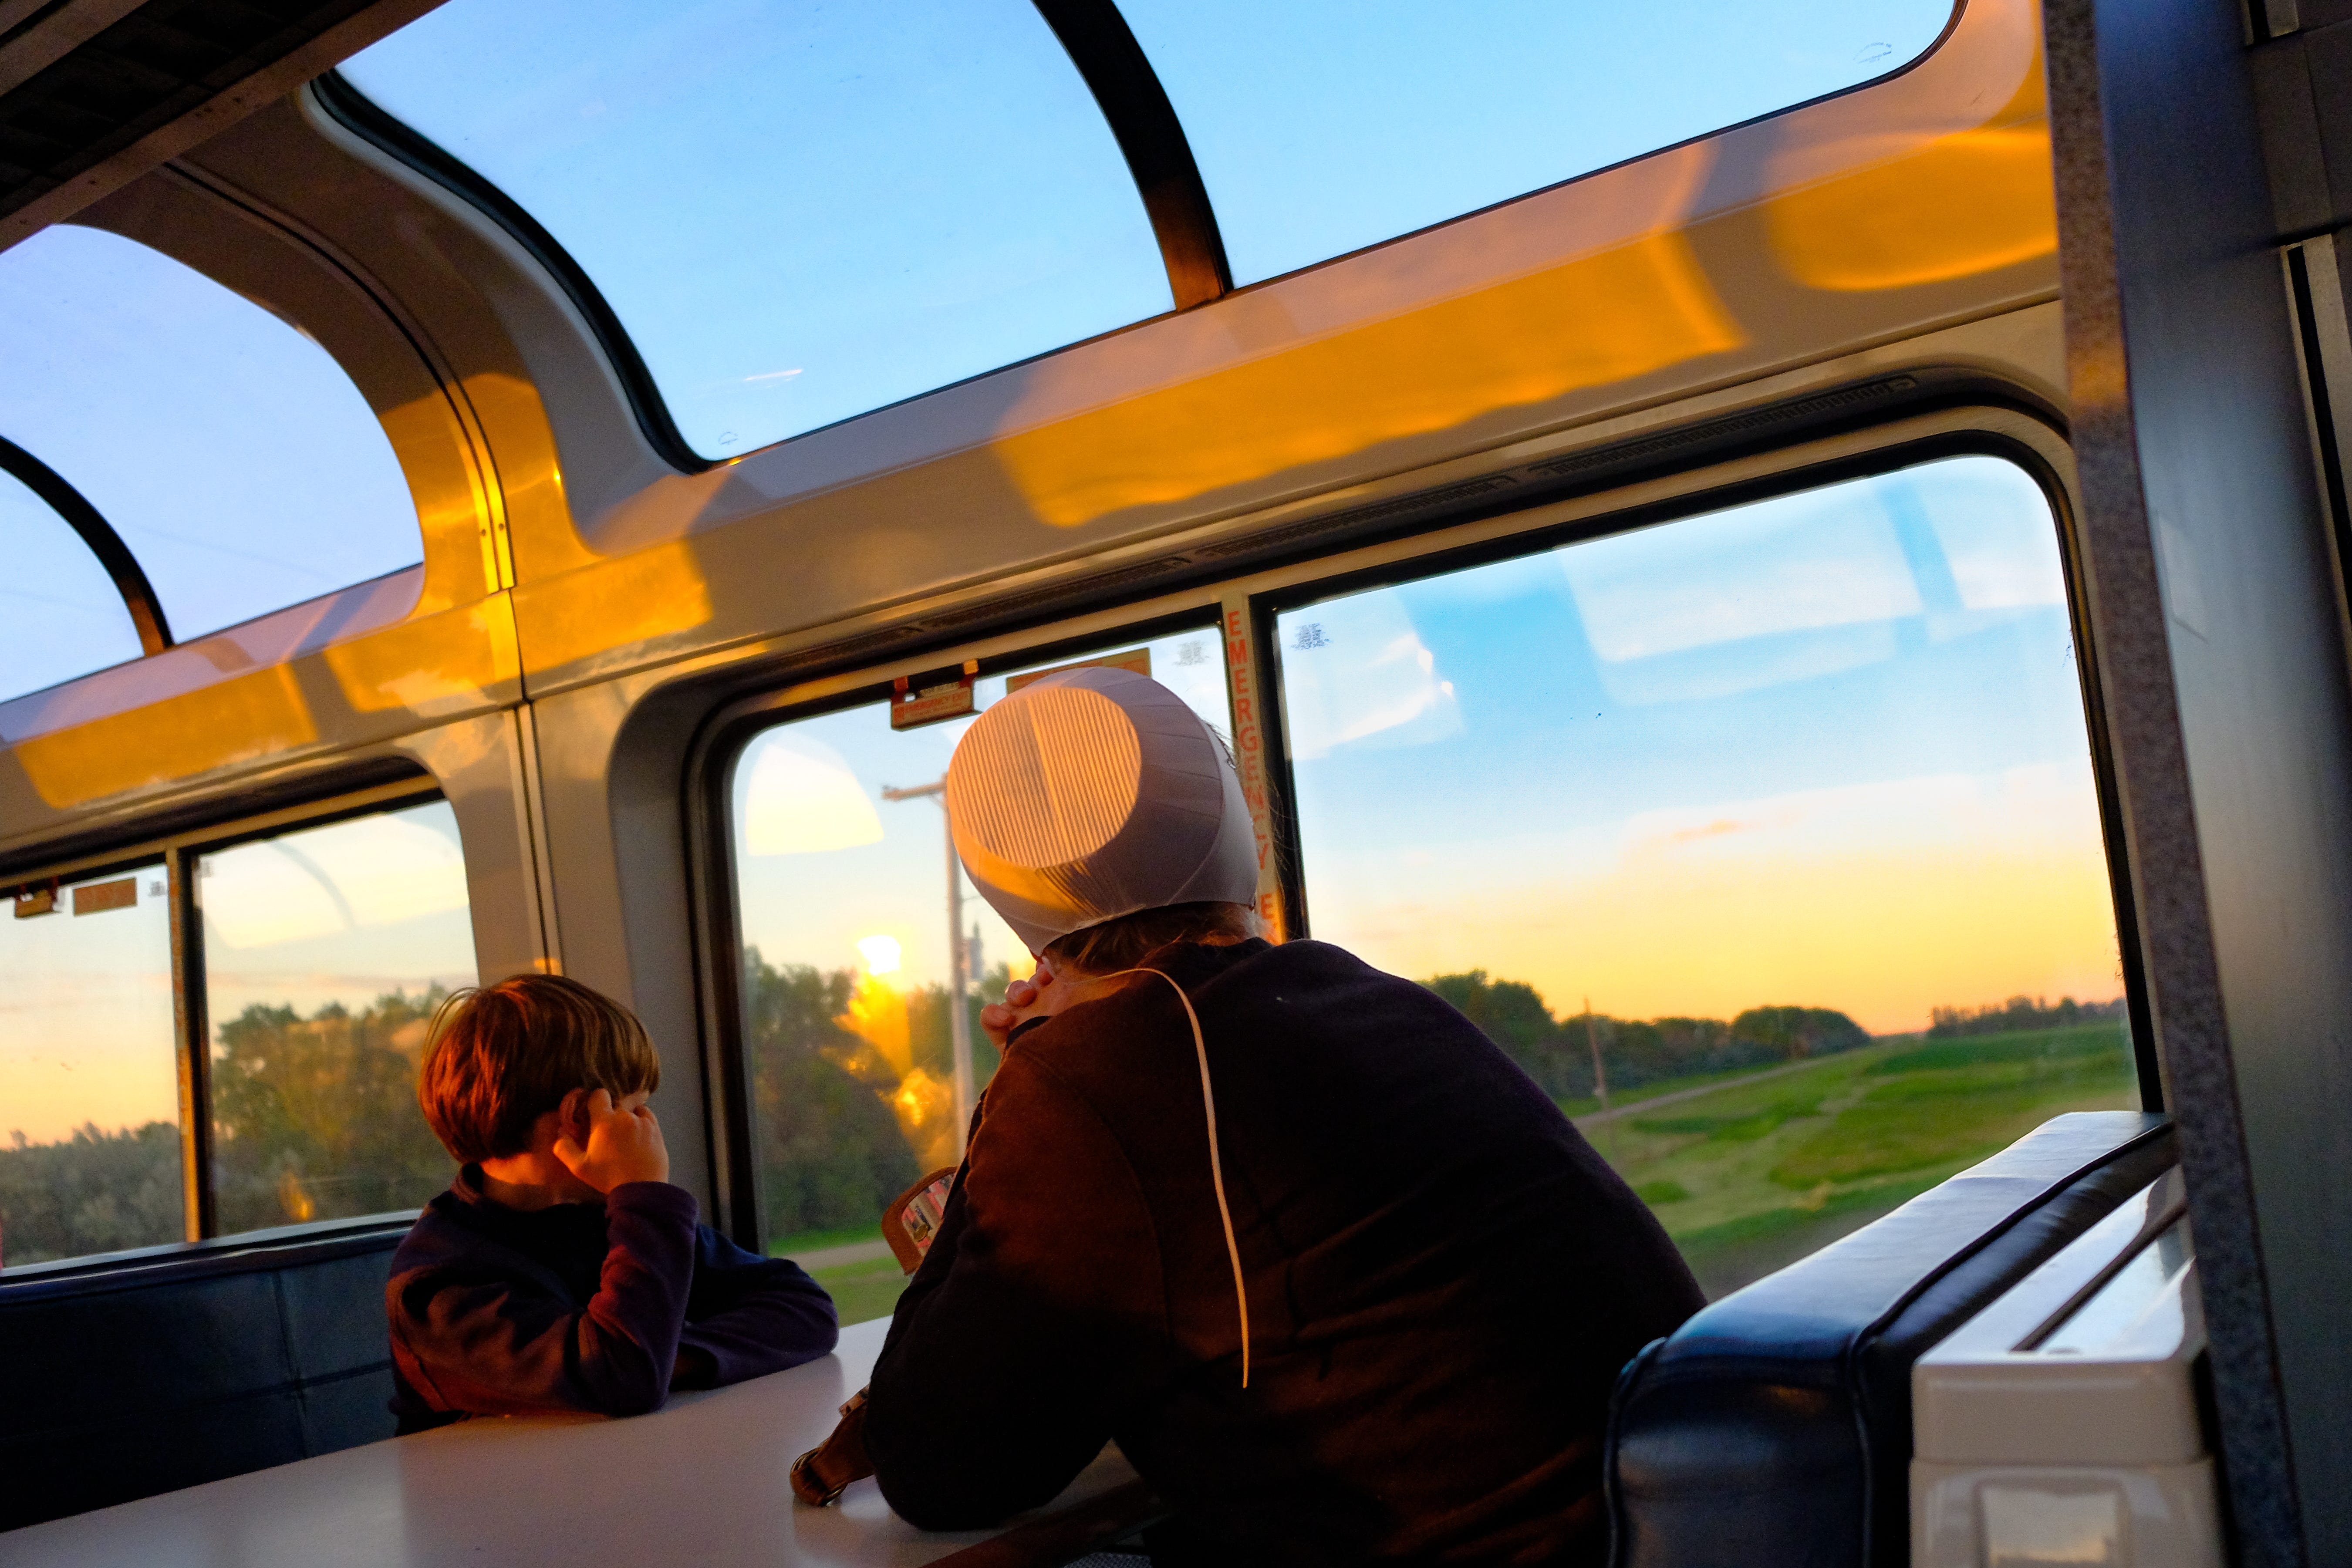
[341,0,1174,460]
[1120,0,1957,283]
[4,0,1961,698]
[1278,455,2121,1032]
[0,225,421,700]
[0,465,145,701]
[340,0,1954,454]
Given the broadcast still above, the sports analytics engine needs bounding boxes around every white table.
[0,1318,1147,1567]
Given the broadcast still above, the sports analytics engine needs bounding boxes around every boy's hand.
[553,1088,670,1192]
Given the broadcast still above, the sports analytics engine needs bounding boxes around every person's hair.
[1042,900,1260,977]
[417,974,661,1163]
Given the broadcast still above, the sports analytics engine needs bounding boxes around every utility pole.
[1584,996,1609,1114]
[1585,997,1616,1163]
[881,780,974,1150]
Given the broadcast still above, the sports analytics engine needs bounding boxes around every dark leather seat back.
[1605,1111,2177,1568]
[0,1219,410,1531]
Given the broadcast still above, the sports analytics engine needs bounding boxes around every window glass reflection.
[731,629,1231,1322]
[341,0,1171,461]
[198,801,477,1235]
[0,865,181,1265]
[1275,456,2134,1297]
[0,465,144,702]
[1118,0,1957,285]
[0,226,422,642]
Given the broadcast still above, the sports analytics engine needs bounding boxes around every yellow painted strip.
[16,664,317,809]
[511,538,715,674]
[990,230,1746,529]
[1765,55,2055,293]
[321,596,519,715]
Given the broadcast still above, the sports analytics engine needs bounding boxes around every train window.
[1118,0,1958,285]
[0,225,421,643]
[0,466,144,702]
[196,800,476,1235]
[339,0,1170,462]
[729,626,1230,1321]
[0,865,179,1265]
[1272,454,2136,1296]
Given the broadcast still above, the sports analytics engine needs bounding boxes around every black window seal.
[1031,0,1230,309]
[307,68,714,477]
[0,432,171,653]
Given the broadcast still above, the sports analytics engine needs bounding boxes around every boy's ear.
[557,1088,590,1148]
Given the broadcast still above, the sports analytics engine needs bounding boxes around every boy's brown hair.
[418,974,661,1162]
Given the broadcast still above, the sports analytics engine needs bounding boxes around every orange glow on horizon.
[1323,769,2123,1037]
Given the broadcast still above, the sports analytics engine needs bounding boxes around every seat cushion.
[1606,1111,2176,1568]
[0,1221,409,1530]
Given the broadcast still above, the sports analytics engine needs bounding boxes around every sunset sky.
[731,629,1234,1002]
[729,454,2117,1047]
[1279,454,2121,1035]
[0,802,476,1148]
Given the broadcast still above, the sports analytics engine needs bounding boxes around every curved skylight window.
[0,466,144,703]
[1117,0,1960,285]
[340,0,1171,462]
[0,226,422,644]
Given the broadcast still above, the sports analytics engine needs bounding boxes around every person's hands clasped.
[979,969,1049,1051]
[553,1087,670,1192]
[978,958,1152,1049]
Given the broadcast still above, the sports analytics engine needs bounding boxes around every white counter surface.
[0,1318,1144,1567]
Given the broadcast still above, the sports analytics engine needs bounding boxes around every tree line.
[1422,971,1871,1102]
[741,948,1006,1248]
[0,960,2128,1271]
[1927,994,2126,1038]
[0,987,456,1267]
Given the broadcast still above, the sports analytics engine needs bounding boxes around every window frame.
[690,603,1237,1243]
[1235,419,2157,1105]
[682,405,2163,1256]
[0,774,458,1264]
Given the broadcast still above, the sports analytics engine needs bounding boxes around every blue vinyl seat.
[1604,1112,2179,1568]
[0,1217,411,1531]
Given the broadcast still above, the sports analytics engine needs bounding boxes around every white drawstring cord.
[1097,965,1251,1389]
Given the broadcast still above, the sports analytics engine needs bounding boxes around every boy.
[388,974,837,1432]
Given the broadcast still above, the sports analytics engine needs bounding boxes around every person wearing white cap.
[860,667,1701,1566]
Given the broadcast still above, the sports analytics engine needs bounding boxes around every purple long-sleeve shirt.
[388,1167,837,1432]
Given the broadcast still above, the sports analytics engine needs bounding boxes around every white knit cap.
[946,666,1259,954]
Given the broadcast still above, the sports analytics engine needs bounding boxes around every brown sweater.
[864,937,1701,1566]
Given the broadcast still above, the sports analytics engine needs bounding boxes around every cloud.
[1279,595,1462,760]
[741,733,885,854]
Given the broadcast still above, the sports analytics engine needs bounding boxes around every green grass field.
[769,1224,917,1327]
[810,1252,917,1326]
[1584,1023,2139,1296]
